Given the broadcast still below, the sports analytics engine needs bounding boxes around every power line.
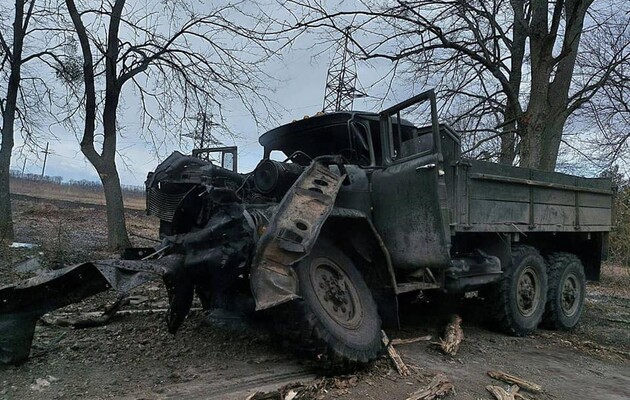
[322,27,366,112]
[41,142,51,177]
[183,109,221,152]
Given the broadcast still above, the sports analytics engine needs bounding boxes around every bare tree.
[62,0,281,249]
[569,6,630,172]
[283,0,630,171]
[0,0,63,241]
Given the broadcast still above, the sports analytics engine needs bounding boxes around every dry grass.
[596,262,630,299]
[609,186,630,265]
[10,177,145,210]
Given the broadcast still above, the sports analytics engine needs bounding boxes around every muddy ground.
[1,195,629,400]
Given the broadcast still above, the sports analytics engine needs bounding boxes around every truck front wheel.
[274,239,383,369]
[543,253,586,330]
[488,245,547,336]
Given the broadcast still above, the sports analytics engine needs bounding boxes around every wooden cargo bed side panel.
[455,160,613,232]
[532,204,576,226]
[469,199,530,225]
[578,192,613,227]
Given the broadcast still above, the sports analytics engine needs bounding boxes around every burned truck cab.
[255,112,388,216]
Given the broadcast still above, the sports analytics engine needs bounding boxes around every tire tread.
[487,245,547,337]
[543,252,585,330]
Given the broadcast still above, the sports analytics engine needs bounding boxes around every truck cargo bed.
[453,160,614,233]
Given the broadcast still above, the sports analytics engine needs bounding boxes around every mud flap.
[251,160,346,310]
[0,255,183,365]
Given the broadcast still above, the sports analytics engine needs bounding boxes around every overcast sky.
[14,49,397,186]
[8,1,409,187]
[7,1,623,184]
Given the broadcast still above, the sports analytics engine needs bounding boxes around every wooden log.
[382,331,411,376]
[438,314,464,356]
[406,372,454,400]
[41,295,130,329]
[487,370,542,393]
[486,384,520,400]
[390,335,433,346]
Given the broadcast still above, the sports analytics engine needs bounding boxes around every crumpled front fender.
[249,160,346,310]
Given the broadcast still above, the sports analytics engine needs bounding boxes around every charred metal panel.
[334,165,372,216]
[251,161,346,310]
[0,255,183,365]
[146,151,244,189]
[371,152,451,271]
[161,196,254,332]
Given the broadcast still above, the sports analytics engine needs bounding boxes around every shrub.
[610,185,630,266]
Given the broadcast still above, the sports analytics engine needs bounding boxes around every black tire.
[487,245,547,336]
[274,238,383,369]
[543,252,586,330]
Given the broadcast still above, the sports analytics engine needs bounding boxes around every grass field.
[9,176,146,210]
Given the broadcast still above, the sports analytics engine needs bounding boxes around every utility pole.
[41,142,50,177]
[322,27,366,112]
[21,157,27,176]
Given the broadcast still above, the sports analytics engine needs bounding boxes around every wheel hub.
[516,266,541,317]
[311,258,363,329]
[561,273,580,316]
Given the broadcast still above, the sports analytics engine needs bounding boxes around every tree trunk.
[499,107,518,166]
[0,135,14,242]
[0,105,15,241]
[520,110,567,171]
[100,164,130,250]
[67,0,130,250]
[0,0,27,242]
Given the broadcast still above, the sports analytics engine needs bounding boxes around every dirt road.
[1,196,629,400]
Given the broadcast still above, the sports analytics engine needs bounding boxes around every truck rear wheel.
[274,239,383,369]
[488,245,547,336]
[543,252,586,330]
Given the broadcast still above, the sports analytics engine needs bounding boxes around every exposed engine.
[145,151,305,236]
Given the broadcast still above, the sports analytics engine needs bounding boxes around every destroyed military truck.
[143,89,614,364]
[0,90,614,368]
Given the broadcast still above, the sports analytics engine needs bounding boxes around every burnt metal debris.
[0,89,614,367]
[0,255,182,364]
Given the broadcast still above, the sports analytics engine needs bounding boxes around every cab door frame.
[371,89,452,272]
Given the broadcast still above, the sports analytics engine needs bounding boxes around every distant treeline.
[9,169,144,194]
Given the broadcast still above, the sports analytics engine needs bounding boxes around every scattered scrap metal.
[0,255,182,364]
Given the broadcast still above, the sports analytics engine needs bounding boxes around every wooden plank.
[487,370,542,393]
[579,207,613,226]
[468,173,612,195]
[533,204,576,226]
[470,180,530,202]
[469,199,529,225]
[467,159,530,179]
[576,175,612,191]
[531,168,576,186]
[381,331,411,376]
[454,224,612,233]
[532,187,575,206]
[579,192,614,208]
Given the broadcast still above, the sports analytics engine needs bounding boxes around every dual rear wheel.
[488,245,586,336]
